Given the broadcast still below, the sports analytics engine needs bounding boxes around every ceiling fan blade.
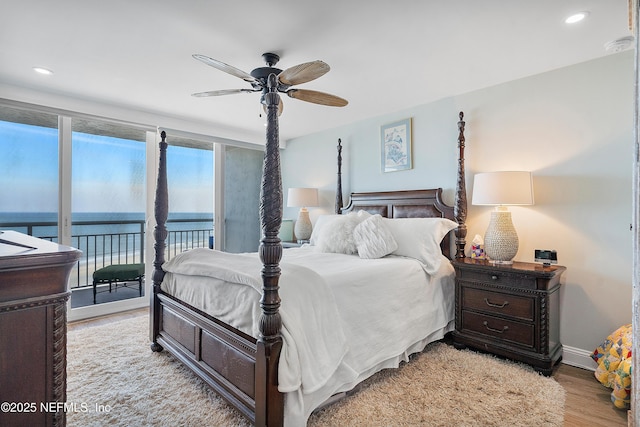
[278,61,330,86]
[287,89,348,107]
[191,89,257,97]
[262,98,284,116]
[192,54,257,83]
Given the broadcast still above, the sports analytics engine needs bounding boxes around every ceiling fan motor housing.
[250,66,283,82]
[250,52,284,87]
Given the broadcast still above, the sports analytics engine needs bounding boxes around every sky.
[1,121,213,213]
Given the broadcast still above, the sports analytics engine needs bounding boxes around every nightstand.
[451,258,566,376]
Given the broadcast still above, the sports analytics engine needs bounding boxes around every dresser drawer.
[461,287,535,321]
[461,311,535,349]
[458,269,536,289]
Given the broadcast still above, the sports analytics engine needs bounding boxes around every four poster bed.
[150,109,468,426]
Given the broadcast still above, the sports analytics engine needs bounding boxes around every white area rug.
[67,313,565,426]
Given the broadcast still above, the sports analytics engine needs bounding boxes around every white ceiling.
[0,1,632,142]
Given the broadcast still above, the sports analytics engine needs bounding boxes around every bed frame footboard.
[155,294,259,420]
[153,291,283,425]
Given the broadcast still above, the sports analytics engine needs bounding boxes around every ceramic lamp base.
[294,208,312,242]
[484,207,519,264]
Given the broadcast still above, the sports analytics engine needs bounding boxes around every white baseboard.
[561,345,596,371]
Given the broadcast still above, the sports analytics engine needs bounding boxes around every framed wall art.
[381,118,412,172]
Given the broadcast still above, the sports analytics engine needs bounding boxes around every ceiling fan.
[191,52,348,115]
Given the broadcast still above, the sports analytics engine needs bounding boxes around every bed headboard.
[341,189,456,259]
[334,112,467,260]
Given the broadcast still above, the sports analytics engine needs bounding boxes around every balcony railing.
[0,217,213,289]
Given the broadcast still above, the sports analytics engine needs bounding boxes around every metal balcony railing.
[0,217,213,289]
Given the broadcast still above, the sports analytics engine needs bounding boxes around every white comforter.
[162,246,455,426]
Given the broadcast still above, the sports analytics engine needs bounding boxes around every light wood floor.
[69,309,631,426]
[554,363,629,426]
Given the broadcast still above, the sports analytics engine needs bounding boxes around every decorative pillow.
[309,214,337,246]
[382,217,458,274]
[311,211,371,254]
[353,214,398,259]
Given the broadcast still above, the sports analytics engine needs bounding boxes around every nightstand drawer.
[461,287,535,321]
[461,311,535,348]
[458,269,536,289]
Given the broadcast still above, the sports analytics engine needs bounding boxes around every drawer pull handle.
[483,321,509,334]
[491,275,499,280]
[484,298,509,308]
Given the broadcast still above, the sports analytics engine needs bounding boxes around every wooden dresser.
[0,231,81,427]
[451,258,565,376]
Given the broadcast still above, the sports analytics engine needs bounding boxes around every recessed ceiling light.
[565,11,589,24]
[33,67,54,75]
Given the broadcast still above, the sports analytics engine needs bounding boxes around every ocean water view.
[0,211,214,288]
[0,211,213,237]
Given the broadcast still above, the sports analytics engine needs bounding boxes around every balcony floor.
[71,283,145,308]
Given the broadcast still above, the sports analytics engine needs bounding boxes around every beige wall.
[281,50,634,367]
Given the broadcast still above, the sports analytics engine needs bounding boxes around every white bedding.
[162,245,455,426]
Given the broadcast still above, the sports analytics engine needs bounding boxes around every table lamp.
[472,171,534,264]
[287,187,318,243]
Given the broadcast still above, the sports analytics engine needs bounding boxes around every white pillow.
[309,214,337,246]
[353,214,398,259]
[382,217,458,274]
[311,211,371,254]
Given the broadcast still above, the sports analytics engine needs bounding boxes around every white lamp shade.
[472,171,533,264]
[472,171,534,206]
[287,188,318,208]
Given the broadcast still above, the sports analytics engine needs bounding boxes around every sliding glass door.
[0,106,59,245]
[165,136,214,260]
[163,134,263,255]
[69,118,148,309]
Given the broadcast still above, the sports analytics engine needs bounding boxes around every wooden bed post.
[150,131,168,352]
[255,73,285,427]
[454,112,467,259]
[335,138,343,214]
